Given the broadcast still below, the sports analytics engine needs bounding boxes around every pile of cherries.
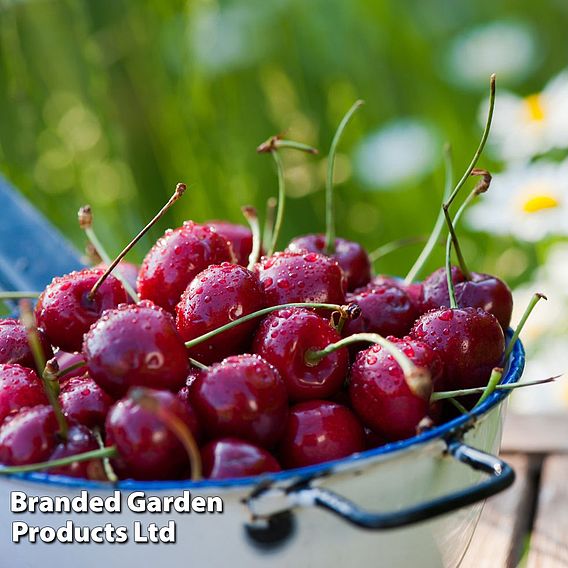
[0,86,521,482]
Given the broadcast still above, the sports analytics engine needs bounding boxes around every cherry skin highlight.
[201,438,281,480]
[287,234,371,291]
[206,221,254,266]
[175,263,265,365]
[278,400,365,468]
[0,319,53,371]
[105,389,200,481]
[253,308,349,401]
[349,338,440,441]
[255,251,346,308]
[137,221,235,313]
[0,364,48,425]
[35,268,129,353]
[410,306,505,391]
[190,354,288,448]
[83,301,189,398]
[370,275,424,313]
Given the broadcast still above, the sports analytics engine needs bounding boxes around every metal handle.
[245,439,514,546]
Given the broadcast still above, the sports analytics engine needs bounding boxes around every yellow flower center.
[524,94,545,122]
[520,190,560,213]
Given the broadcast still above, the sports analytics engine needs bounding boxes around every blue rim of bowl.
[6,334,525,491]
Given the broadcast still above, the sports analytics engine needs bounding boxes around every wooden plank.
[461,455,533,568]
[502,414,568,454]
[527,455,568,568]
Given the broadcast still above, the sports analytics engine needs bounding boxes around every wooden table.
[461,414,568,567]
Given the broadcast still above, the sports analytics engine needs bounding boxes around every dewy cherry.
[83,301,189,398]
[0,319,53,371]
[175,263,265,365]
[189,354,288,448]
[137,221,235,312]
[206,221,254,267]
[35,268,129,353]
[253,308,349,401]
[0,364,48,424]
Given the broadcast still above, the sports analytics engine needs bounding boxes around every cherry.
[0,405,58,466]
[454,272,513,329]
[105,389,200,480]
[278,400,365,468]
[47,424,106,480]
[0,364,48,424]
[255,251,346,308]
[55,351,87,381]
[287,234,371,291]
[175,263,265,365]
[190,354,287,448]
[137,221,235,312]
[349,338,441,441]
[370,275,424,312]
[344,284,418,340]
[253,308,348,401]
[35,268,129,353]
[420,266,465,314]
[206,221,254,267]
[83,301,189,398]
[59,373,113,429]
[201,438,281,480]
[410,307,505,391]
[96,261,139,296]
[0,319,53,371]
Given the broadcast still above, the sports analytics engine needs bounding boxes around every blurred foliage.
[0,0,567,284]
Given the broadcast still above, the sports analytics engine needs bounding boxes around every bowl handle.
[245,438,514,545]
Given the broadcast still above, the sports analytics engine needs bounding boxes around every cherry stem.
[94,427,118,483]
[504,292,547,361]
[0,446,117,475]
[405,143,454,284]
[0,291,40,299]
[241,206,262,270]
[130,388,202,481]
[55,360,87,378]
[473,367,503,409]
[369,235,430,264]
[184,302,345,349]
[305,332,431,399]
[188,357,208,371]
[444,233,459,310]
[20,301,68,440]
[257,136,318,155]
[431,376,558,402]
[325,100,365,254]
[88,182,186,300]
[79,205,140,302]
[262,197,277,253]
[443,201,472,281]
[448,398,470,415]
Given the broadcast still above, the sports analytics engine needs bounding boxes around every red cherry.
[206,221,254,266]
[175,263,265,365]
[0,319,53,372]
[344,284,418,340]
[410,307,505,391]
[47,424,106,480]
[105,389,200,480]
[96,261,139,295]
[190,354,288,448]
[420,266,465,313]
[278,400,365,468]
[255,251,346,308]
[287,234,371,291]
[454,272,513,329]
[253,308,348,401]
[59,373,113,429]
[54,351,87,381]
[201,438,281,480]
[0,364,48,425]
[83,301,189,398]
[137,221,235,312]
[35,268,129,353]
[0,405,58,466]
[349,338,440,441]
[370,275,424,313]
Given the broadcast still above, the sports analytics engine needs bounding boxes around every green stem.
[188,357,208,371]
[405,143,453,284]
[241,206,262,270]
[305,332,431,399]
[325,100,365,254]
[504,293,547,361]
[94,428,118,483]
[369,236,428,264]
[443,204,472,280]
[0,291,40,299]
[272,140,318,154]
[445,234,458,310]
[0,447,117,475]
[56,360,87,378]
[448,398,470,415]
[473,368,503,409]
[262,197,277,253]
[268,151,285,256]
[184,302,344,350]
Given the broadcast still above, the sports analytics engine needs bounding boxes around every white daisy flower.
[354,119,440,190]
[481,69,568,161]
[466,160,568,241]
